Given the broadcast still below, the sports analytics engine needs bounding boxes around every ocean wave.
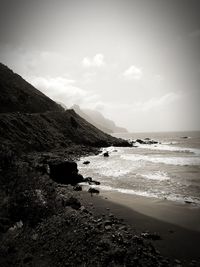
[140,171,170,181]
[82,184,200,206]
[121,154,200,166]
[136,143,200,155]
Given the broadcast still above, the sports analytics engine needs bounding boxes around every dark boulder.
[136,139,158,145]
[83,177,92,183]
[88,188,100,195]
[73,185,82,191]
[89,180,101,185]
[0,217,11,233]
[49,161,84,185]
[83,161,90,165]
[83,177,100,185]
[140,232,161,240]
[103,152,109,157]
[63,197,81,210]
[136,139,146,144]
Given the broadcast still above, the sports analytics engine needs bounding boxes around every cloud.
[153,74,164,83]
[133,92,181,112]
[82,54,105,67]
[123,65,143,80]
[27,76,100,108]
[82,72,96,83]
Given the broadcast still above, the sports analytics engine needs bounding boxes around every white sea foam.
[86,184,159,198]
[121,154,200,166]
[136,143,200,155]
[97,168,131,177]
[141,171,170,181]
[85,184,200,206]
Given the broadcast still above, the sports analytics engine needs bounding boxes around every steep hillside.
[0,63,130,152]
[72,104,128,133]
[0,63,63,113]
[0,110,129,152]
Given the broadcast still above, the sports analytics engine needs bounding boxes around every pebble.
[119,226,127,231]
[174,259,181,264]
[31,233,38,241]
[104,220,112,226]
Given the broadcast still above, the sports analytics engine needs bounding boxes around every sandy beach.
[80,190,200,265]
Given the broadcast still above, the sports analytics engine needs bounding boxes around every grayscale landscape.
[0,0,200,266]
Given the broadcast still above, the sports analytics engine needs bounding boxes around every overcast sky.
[0,0,200,132]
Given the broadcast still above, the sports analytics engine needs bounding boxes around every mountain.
[0,63,63,113]
[72,105,128,134]
[0,63,130,152]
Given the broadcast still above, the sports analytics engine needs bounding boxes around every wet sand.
[80,190,200,265]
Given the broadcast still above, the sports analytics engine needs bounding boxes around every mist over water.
[78,131,200,206]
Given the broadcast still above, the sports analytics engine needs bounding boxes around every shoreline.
[79,190,200,264]
[98,191,200,232]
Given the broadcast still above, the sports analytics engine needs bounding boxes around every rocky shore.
[0,146,172,267]
[0,63,199,266]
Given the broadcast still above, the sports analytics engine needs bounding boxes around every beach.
[80,190,200,265]
[77,131,200,265]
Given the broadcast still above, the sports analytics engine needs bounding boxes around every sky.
[0,0,200,132]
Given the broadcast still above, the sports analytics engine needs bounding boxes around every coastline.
[80,190,200,265]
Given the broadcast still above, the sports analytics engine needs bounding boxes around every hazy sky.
[0,0,200,132]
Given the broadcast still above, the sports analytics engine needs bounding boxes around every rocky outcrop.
[129,139,158,146]
[0,63,63,113]
[49,161,84,185]
[0,63,131,152]
[103,151,109,157]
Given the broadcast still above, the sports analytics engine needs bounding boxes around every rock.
[9,220,23,231]
[83,177,92,183]
[89,180,101,185]
[104,220,112,226]
[88,188,100,195]
[49,160,84,185]
[105,225,112,230]
[83,161,90,165]
[73,185,82,191]
[23,254,33,264]
[64,197,81,210]
[136,139,146,144]
[174,259,181,264]
[31,233,38,241]
[140,232,161,240]
[185,200,193,204]
[0,217,10,233]
[79,206,88,213]
[103,152,109,157]
[119,226,127,231]
[83,176,100,185]
[136,139,158,145]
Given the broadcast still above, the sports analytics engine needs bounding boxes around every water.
[78,131,200,206]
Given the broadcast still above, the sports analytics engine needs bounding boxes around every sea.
[78,131,200,206]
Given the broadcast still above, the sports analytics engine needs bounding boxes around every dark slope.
[0,110,129,152]
[0,63,63,113]
[0,63,129,152]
